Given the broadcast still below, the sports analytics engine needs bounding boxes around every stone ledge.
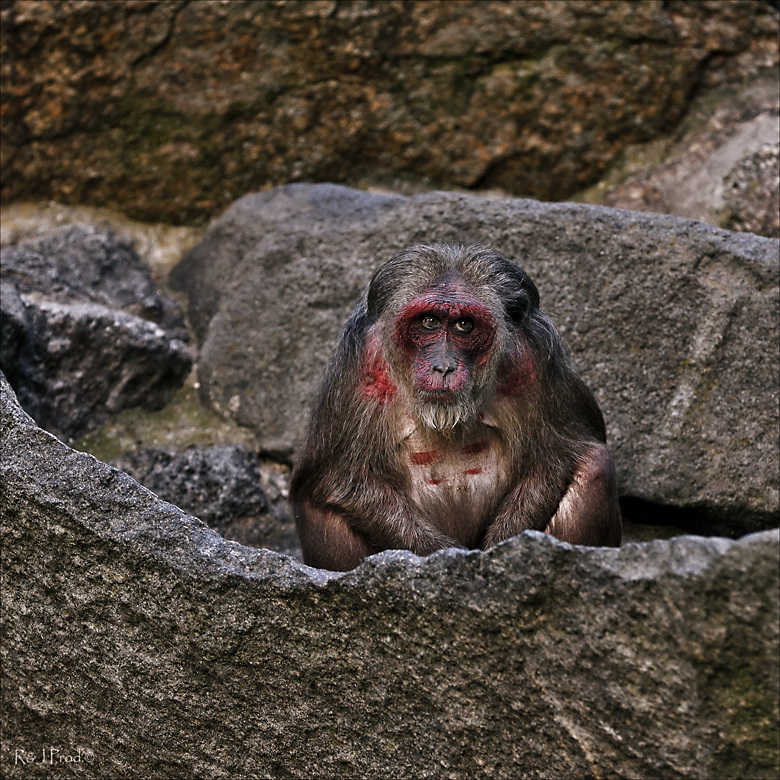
[1,373,778,779]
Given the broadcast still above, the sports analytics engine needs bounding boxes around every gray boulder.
[1,225,188,337]
[171,184,779,535]
[114,445,268,523]
[114,445,300,557]
[0,280,27,368]
[1,373,778,779]
[1,226,192,441]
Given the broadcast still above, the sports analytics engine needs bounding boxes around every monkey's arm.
[295,494,462,571]
[295,501,375,571]
[544,445,621,546]
[483,444,621,549]
[295,488,465,571]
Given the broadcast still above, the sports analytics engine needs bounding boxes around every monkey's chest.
[401,426,511,547]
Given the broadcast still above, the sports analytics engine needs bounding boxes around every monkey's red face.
[394,280,496,403]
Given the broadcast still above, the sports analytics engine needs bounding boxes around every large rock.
[1,0,777,224]
[113,445,300,557]
[113,445,268,524]
[1,373,778,779]
[1,224,188,337]
[0,200,204,277]
[0,226,191,441]
[171,184,779,536]
[585,70,780,238]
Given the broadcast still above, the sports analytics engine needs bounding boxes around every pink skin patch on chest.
[410,439,490,483]
[403,422,512,544]
[360,334,397,404]
[410,450,440,466]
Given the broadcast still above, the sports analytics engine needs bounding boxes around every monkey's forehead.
[375,278,508,323]
[365,245,537,328]
[377,244,530,284]
[395,281,498,322]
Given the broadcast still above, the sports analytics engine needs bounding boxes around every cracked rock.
[0,226,192,441]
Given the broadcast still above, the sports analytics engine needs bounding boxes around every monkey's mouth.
[418,389,459,405]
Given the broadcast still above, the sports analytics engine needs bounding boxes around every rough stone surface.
[1,225,188,337]
[114,445,268,522]
[114,445,300,557]
[1,373,778,780]
[585,70,780,237]
[0,280,27,368]
[171,184,780,535]
[0,226,191,441]
[723,142,780,237]
[1,0,777,224]
[0,201,204,278]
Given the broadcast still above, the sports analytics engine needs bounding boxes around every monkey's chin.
[416,398,476,432]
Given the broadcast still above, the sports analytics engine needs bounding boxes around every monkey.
[290,244,621,571]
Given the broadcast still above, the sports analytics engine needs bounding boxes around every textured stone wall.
[1,0,777,223]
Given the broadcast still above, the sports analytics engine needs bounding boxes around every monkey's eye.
[453,319,474,334]
[421,316,441,331]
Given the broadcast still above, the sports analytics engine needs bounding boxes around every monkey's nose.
[432,363,456,376]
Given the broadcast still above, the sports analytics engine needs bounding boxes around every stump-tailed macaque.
[291,244,621,570]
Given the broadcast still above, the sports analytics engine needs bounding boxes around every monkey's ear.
[502,269,540,324]
[366,250,416,320]
[486,253,541,323]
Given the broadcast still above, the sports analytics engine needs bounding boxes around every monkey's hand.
[481,444,621,549]
[295,496,465,571]
[354,500,467,557]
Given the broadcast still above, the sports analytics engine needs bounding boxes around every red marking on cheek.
[427,478,445,486]
[460,441,488,456]
[410,450,439,465]
[361,335,396,404]
[498,345,538,397]
[464,468,483,476]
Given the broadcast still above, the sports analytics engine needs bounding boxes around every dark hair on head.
[367,243,541,326]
